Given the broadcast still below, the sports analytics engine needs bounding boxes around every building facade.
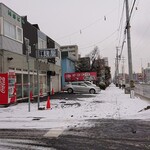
[61,45,78,60]
[143,63,150,83]
[0,3,61,102]
[61,45,78,88]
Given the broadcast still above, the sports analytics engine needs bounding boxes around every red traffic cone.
[46,96,51,109]
[52,88,54,95]
[30,91,34,101]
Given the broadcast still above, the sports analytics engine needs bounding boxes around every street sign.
[37,48,58,59]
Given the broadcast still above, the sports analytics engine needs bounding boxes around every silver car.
[84,81,97,87]
[63,81,100,94]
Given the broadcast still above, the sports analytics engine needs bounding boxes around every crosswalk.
[44,128,64,138]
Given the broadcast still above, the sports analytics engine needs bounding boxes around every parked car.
[84,81,97,87]
[63,81,100,94]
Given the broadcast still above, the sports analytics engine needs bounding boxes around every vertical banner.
[0,73,8,105]
[8,72,16,103]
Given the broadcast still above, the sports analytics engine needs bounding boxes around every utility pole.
[122,56,126,86]
[140,58,144,82]
[35,44,40,109]
[125,0,134,98]
[25,38,30,112]
[115,47,119,87]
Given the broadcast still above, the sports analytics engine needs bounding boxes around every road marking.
[44,128,64,138]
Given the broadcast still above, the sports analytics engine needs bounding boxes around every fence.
[134,84,150,99]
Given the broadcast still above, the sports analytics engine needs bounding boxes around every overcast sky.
[1,0,150,76]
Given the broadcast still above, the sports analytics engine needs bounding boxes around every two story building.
[0,3,61,102]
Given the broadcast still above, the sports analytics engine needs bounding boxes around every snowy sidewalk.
[0,84,149,129]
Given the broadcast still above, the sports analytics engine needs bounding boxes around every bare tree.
[86,46,100,71]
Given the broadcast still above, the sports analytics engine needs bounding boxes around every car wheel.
[67,88,73,94]
[90,89,95,94]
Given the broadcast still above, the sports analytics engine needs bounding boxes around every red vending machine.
[0,72,16,105]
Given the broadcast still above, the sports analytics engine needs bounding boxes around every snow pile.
[0,84,149,129]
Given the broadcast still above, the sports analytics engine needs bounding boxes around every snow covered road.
[0,84,149,129]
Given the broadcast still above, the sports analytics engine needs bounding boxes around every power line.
[117,0,126,47]
[129,0,137,21]
[118,0,137,60]
[80,29,118,50]
[56,7,118,41]
[115,0,138,81]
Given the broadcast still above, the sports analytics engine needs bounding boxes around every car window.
[78,82,86,86]
[84,81,91,86]
[72,82,78,85]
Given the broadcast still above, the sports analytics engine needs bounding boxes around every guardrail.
[134,84,150,99]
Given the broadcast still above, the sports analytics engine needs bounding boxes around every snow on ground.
[0,84,149,129]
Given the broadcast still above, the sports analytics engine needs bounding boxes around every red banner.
[0,73,8,104]
[65,72,97,82]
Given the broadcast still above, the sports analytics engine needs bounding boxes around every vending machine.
[0,72,16,105]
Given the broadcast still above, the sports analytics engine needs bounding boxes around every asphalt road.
[0,119,150,150]
[50,92,96,100]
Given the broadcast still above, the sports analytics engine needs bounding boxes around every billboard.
[64,72,97,82]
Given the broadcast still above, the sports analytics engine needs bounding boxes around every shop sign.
[8,9,25,24]
[37,48,58,59]
[65,72,97,82]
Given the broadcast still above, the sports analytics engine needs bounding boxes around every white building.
[0,3,61,102]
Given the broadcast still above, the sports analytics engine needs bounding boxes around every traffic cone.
[46,96,51,109]
[30,91,34,101]
[52,88,54,95]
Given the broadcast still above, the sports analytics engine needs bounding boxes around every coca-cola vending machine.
[0,72,16,105]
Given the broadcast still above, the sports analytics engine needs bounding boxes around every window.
[78,82,85,86]
[4,20,16,39]
[3,20,23,43]
[16,27,23,42]
[38,37,46,49]
[16,74,22,98]
[57,50,60,58]
[72,82,78,85]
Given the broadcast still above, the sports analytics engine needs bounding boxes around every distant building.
[61,45,78,60]
[143,63,150,83]
[61,45,78,88]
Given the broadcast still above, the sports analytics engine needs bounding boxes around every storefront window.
[34,75,38,95]
[30,74,33,95]
[40,75,47,95]
[23,74,28,97]
[16,73,22,99]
